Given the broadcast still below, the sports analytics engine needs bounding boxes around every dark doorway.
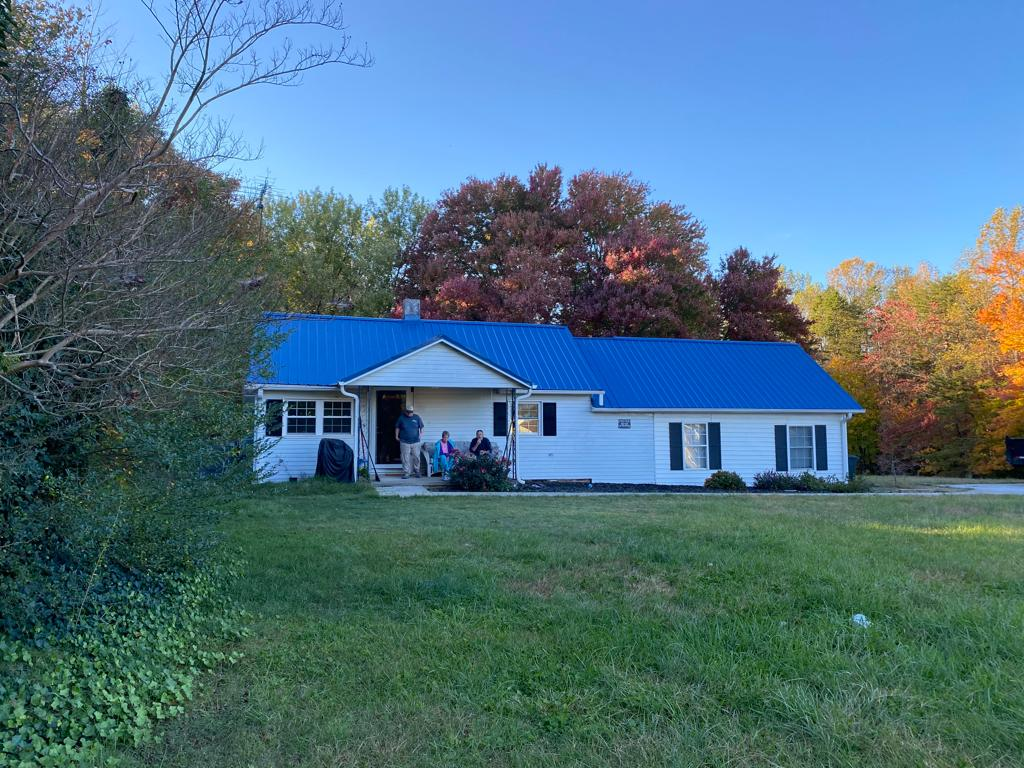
[375,390,405,464]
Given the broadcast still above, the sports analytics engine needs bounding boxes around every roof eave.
[592,406,866,414]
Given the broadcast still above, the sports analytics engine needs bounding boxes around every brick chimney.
[402,298,421,320]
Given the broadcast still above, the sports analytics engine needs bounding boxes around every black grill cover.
[315,438,354,482]
[1006,438,1024,467]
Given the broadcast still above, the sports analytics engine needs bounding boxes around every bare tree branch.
[1,0,370,415]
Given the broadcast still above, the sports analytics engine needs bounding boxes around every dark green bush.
[1,397,257,638]
[752,470,869,493]
[704,470,748,491]
[448,453,513,491]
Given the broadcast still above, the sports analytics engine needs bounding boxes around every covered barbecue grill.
[1005,437,1024,467]
[315,438,355,482]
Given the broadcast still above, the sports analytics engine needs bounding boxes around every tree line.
[263,175,1023,477]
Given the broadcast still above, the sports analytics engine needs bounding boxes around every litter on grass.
[852,613,871,628]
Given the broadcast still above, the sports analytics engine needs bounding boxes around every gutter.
[841,411,853,480]
[337,381,360,483]
[590,406,867,414]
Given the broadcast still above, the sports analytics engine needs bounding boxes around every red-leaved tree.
[397,165,718,337]
[715,247,811,348]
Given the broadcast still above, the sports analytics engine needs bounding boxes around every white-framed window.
[684,423,708,469]
[323,401,352,434]
[285,400,316,434]
[517,402,539,435]
[789,425,814,470]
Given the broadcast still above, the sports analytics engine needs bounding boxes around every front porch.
[342,337,535,482]
[352,385,520,480]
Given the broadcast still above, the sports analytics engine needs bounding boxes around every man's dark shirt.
[395,413,424,444]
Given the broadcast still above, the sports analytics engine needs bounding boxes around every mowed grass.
[118,485,1024,767]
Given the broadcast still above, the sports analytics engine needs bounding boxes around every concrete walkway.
[947,483,1024,495]
[376,484,1024,498]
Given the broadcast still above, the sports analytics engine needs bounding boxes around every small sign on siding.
[617,418,631,429]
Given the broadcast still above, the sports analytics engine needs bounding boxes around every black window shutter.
[708,422,722,470]
[542,402,557,436]
[815,425,828,470]
[669,422,684,470]
[774,425,788,471]
[265,399,283,437]
[493,402,508,437]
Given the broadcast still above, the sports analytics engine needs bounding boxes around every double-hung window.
[788,426,814,470]
[323,401,352,434]
[285,400,316,434]
[517,402,540,435]
[683,423,708,469]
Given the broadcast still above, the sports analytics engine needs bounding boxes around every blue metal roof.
[252,313,603,391]
[575,337,862,411]
[253,314,860,412]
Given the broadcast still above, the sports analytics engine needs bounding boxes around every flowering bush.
[448,453,513,491]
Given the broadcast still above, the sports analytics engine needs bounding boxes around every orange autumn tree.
[974,207,1024,377]
[971,207,1024,472]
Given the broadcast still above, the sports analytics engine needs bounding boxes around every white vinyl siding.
[684,423,708,469]
[788,426,814,470]
[255,388,849,485]
[348,342,524,389]
[256,391,356,482]
[654,412,847,485]
[582,411,656,483]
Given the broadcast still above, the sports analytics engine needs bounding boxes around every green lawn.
[117,484,1024,767]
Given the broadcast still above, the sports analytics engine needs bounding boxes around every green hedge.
[752,471,869,493]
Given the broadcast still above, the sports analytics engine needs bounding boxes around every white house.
[250,301,863,485]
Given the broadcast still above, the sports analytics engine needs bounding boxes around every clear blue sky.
[106,0,1023,279]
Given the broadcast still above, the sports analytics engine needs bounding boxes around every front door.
[375,390,405,464]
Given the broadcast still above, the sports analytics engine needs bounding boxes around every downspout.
[255,387,265,477]
[338,382,360,483]
[841,412,850,480]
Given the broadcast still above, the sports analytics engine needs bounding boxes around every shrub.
[752,471,801,491]
[753,471,869,493]
[704,470,747,491]
[448,453,513,491]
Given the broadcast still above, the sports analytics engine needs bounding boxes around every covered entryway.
[374,390,405,465]
[343,337,536,480]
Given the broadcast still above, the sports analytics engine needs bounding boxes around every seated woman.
[469,430,492,457]
[432,431,458,480]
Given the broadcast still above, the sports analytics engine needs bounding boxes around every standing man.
[395,405,424,479]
